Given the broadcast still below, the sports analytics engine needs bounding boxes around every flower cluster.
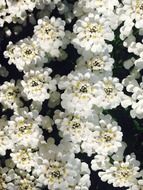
[0,0,61,27]
[0,0,143,190]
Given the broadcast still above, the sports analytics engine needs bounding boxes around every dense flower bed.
[0,0,143,189]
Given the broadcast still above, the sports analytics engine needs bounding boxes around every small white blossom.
[6,108,43,148]
[81,114,123,156]
[4,38,48,72]
[0,80,22,110]
[72,13,114,55]
[33,139,91,190]
[94,76,125,109]
[58,70,98,117]
[10,147,38,172]
[21,67,56,102]
[33,16,65,57]
[75,52,113,80]
[54,110,99,154]
[99,154,141,188]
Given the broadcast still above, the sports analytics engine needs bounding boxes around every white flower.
[10,147,38,172]
[6,108,43,148]
[75,52,113,80]
[0,1,143,189]
[4,38,48,72]
[21,67,56,102]
[54,110,99,154]
[33,16,65,57]
[99,154,141,188]
[58,70,98,117]
[33,139,90,190]
[81,114,123,156]
[72,13,114,55]
[0,80,22,110]
[94,76,125,109]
